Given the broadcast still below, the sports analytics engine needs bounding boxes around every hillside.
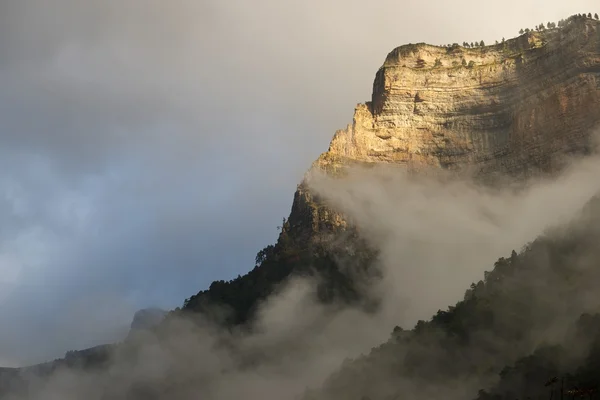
[183,13,600,327]
[2,12,600,400]
[303,196,600,400]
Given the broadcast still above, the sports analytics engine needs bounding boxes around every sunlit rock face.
[328,19,600,175]
[289,18,600,237]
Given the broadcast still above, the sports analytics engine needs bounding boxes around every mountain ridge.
[3,12,600,400]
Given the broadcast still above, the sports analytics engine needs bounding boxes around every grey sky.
[0,0,597,366]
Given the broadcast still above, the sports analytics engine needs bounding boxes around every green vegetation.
[519,13,598,35]
[182,208,380,326]
[437,13,596,54]
[4,12,600,400]
[439,14,597,54]
[306,196,600,400]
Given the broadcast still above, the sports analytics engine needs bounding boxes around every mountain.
[129,308,167,332]
[303,195,600,400]
[3,13,600,400]
[184,14,600,325]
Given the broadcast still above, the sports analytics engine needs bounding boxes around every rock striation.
[289,17,600,239]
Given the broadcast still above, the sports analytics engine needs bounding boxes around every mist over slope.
[3,140,600,400]
[4,12,600,400]
[304,155,600,400]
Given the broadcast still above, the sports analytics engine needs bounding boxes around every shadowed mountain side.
[2,12,600,400]
[303,195,600,400]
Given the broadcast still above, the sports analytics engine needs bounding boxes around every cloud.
[307,149,600,327]
[11,146,600,400]
[0,0,598,367]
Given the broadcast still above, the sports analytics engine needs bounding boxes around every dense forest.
[302,196,600,400]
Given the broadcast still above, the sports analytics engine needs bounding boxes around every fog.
[6,140,600,399]
[1,0,600,391]
[307,149,600,327]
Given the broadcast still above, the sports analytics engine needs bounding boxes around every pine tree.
[480,40,485,47]
[595,13,599,19]
[519,28,524,34]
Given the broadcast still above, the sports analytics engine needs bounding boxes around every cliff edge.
[286,16,600,244]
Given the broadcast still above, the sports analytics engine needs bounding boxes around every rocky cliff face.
[290,17,600,240]
[4,15,600,400]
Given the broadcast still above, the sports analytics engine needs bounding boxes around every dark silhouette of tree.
[461,58,467,66]
[588,12,592,18]
[595,13,599,19]
[519,28,524,34]
[255,245,275,266]
[502,37,505,42]
[434,58,442,67]
[480,40,485,46]
[525,28,530,33]
[471,42,475,47]
[468,60,475,68]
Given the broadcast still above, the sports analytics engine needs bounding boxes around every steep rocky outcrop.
[182,17,600,325]
[291,17,600,241]
[325,20,600,174]
[3,13,600,400]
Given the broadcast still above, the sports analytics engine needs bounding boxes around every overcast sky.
[0,0,597,366]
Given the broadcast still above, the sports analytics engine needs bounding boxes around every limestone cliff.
[290,16,600,240]
[4,15,600,400]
